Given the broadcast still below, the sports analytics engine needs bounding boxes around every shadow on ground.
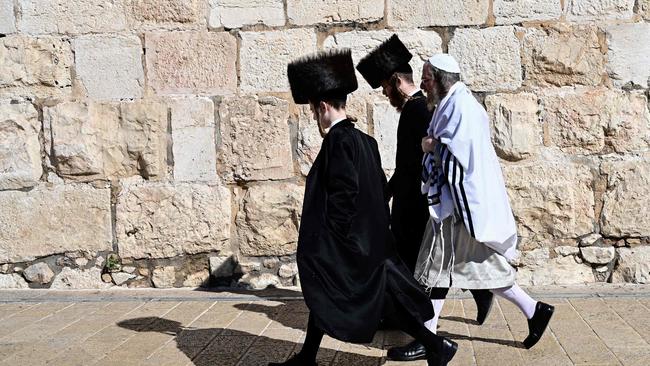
[117,316,384,365]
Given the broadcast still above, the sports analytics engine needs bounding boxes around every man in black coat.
[356,35,495,361]
[268,49,457,366]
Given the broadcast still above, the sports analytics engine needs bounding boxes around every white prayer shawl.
[422,82,518,259]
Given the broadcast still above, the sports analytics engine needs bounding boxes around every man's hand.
[421,136,438,153]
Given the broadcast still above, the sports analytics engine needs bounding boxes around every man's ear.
[319,101,328,114]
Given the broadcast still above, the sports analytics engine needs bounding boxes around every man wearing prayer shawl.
[356,36,495,361]
[390,54,555,354]
[268,49,458,366]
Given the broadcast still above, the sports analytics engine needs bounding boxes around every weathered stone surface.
[372,101,401,171]
[208,0,285,28]
[111,272,136,286]
[494,0,563,24]
[555,246,580,257]
[122,266,136,274]
[449,26,522,92]
[145,31,237,95]
[566,0,635,21]
[240,29,317,93]
[0,0,15,34]
[45,100,168,181]
[522,24,605,87]
[182,270,209,287]
[152,266,176,288]
[169,97,217,182]
[22,262,54,284]
[581,246,615,264]
[0,35,72,98]
[323,29,443,90]
[17,0,127,35]
[613,247,650,284]
[485,93,542,161]
[73,35,144,100]
[217,96,293,182]
[388,0,489,27]
[236,258,262,274]
[605,23,650,89]
[0,100,42,190]
[640,0,650,19]
[239,272,280,290]
[287,0,383,25]
[0,273,29,288]
[210,255,236,277]
[540,88,650,154]
[0,185,112,263]
[296,96,369,176]
[116,182,232,259]
[237,183,303,256]
[278,262,298,278]
[503,158,595,249]
[601,158,650,237]
[520,248,550,267]
[128,0,207,30]
[50,267,111,289]
[517,255,594,285]
[580,233,603,247]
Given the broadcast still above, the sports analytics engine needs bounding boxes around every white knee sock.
[423,299,445,334]
[491,283,537,319]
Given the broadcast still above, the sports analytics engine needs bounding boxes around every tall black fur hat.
[356,34,413,89]
[287,49,358,105]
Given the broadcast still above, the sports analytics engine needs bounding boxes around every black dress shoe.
[427,338,458,366]
[268,353,317,366]
[473,290,494,325]
[387,340,426,361]
[523,302,555,349]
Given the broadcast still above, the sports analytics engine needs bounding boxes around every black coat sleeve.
[325,131,359,237]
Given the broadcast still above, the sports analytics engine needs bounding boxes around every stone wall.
[1,0,648,289]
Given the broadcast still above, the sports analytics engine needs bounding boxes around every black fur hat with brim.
[287,49,358,105]
[356,34,413,89]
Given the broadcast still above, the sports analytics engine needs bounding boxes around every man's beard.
[388,86,407,112]
[425,92,437,111]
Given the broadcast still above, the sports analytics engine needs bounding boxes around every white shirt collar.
[408,88,421,97]
[329,117,347,129]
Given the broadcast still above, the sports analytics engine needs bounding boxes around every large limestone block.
[44,100,168,181]
[116,182,232,259]
[240,29,317,93]
[323,30,443,90]
[0,184,112,263]
[503,158,595,249]
[580,246,615,264]
[613,247,650,284]
[517,255,594,286]
[237,183,303,256]
[209,0,285,28]
[540,88,650,154]
[0,0,15,34]
[601,158,650,237]
[0,274,29,288]
[168,97,217,182]
[217,95,293,182]
[372,101,400,172]
[605,23,650,89]
[449,27,522,92]
[145,31,237,95]
[287,0,383,25]
[566,0,635,21]
[0,35,72,98]
[0,100,42,190]
[522,24,605,87]
[50,267,111,289]
[485,93,542,161]
[494,0,563,24]
[73,35,144,100]
[127,0,207,30]
[296,96,369,176]
[17,0,127,35]
[23,262,55,284]
[388,0,489,27]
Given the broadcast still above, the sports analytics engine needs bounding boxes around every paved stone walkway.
[1,285,650,365]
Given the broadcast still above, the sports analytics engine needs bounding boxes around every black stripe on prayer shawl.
[450,154,463,219]
[457,157,476,238]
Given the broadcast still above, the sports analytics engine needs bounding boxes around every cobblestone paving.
[1,286,649,365]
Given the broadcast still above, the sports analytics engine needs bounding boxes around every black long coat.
[297,119,431,343]
[388,91,433,272]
